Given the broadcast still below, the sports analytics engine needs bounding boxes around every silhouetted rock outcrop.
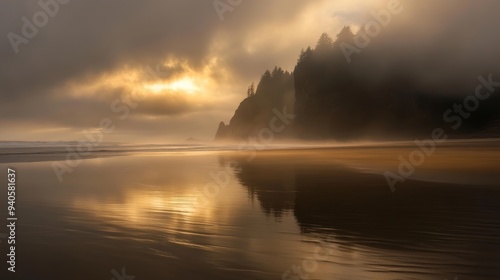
[215,121,228,139]
[215,67,294,141]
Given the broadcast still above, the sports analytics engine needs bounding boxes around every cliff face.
[293,28,435,140]
[215,67,295,141]
[215,27,500,141]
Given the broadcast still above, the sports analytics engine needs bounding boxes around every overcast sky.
[1,0,499,143]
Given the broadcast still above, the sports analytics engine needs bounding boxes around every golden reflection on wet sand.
[3,142,500,279]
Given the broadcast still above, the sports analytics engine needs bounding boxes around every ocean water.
[1,140,500,280]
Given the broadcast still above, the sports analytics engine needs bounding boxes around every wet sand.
[1,141,500,279]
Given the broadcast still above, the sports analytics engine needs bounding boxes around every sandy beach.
[1,141,500,279]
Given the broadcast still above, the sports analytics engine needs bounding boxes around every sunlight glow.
[67,56,231,110]
[144,77,200,95]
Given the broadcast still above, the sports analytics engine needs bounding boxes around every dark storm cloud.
[0,0,317,128]
[1,0,217,99]
[0,0,314,98]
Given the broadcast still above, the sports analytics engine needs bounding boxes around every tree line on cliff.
[216,26,500,141]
